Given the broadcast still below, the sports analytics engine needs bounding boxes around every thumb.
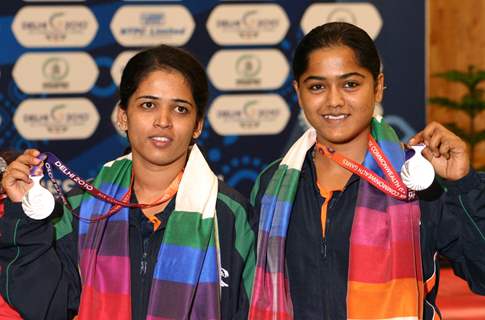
[408,131,424,146]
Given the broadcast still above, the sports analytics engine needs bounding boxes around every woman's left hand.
[408,121,470,181]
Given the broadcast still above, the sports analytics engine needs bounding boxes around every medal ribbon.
[315,135,414,201]
[41,152,182,221]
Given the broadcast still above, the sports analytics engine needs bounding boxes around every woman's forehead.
[303,46,367,75]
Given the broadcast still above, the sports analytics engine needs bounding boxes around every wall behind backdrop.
[0,0,425,196]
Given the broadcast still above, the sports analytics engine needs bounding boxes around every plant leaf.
[433,70,472,87]
[461,95,485,113]
[471,130,485,145]
[428,97,461,109]
[433,67,485,89]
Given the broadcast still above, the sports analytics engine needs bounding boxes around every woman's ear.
[117,105,128,131]
[292,80,303,109]
[374,73,385,103]
[192,118,204,139]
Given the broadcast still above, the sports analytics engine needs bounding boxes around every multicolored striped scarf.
[76,145,221,320]
[249,117,424,319]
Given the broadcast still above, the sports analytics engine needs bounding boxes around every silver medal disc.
[400,145,435,191]
[22,175,55,220]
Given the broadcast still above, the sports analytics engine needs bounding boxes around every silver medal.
[400,145,435,191]
[22,175,55,220]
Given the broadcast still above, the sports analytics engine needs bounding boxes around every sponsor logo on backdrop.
[12,6,98,47]
[208,94,290,135]
[236,55,261,80]
[207,4,289,45]
[111,5,194,46]
[111,51,138,86]
[208,49,289,91]
[43,57,69,82]
[13,52,98,94]
[14,98,99,140]
[301,3,382,39]
[327,8,357,24]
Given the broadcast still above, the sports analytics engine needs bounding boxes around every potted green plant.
[429,65,485,170]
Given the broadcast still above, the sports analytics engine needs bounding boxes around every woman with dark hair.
[0,149,23,320]
[0,45,256,320]
[249,22,485,319]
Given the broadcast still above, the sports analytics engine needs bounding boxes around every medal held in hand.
[21,152,182,222]
[22,157,56,220]
[400,145,435,191]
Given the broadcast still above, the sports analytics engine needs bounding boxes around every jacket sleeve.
[0,199,81,320]
[233,197,257,320]
[434,170,485,294]
[215,184,257,320]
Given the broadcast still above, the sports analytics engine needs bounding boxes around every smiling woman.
[0,45,256,320]
[294,46,383,150]
[249,22,485,320]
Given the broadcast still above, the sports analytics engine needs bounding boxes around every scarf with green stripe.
[76,145,221,320]
[249,117,425,319]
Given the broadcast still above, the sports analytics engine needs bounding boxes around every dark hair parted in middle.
[119,44,209,121]
[292,22,381,82]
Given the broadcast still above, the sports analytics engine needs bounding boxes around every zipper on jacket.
[320,194,332,259]
[321,191,341,260]
[140,251,148,275]
[321,238,327,258]
[139,229,160,320]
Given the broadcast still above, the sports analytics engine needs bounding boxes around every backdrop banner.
[0,0,425,196]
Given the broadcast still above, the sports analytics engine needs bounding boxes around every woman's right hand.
[1,149,43,202]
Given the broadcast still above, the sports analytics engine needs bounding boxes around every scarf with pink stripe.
[75,145,221,320]
[249,118,424,319]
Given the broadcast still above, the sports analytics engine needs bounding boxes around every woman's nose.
[153,107,172,128]
[327,86,344,108]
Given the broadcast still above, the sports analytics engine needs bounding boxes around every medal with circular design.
[400,145,435,191]
[22,175,56,220]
